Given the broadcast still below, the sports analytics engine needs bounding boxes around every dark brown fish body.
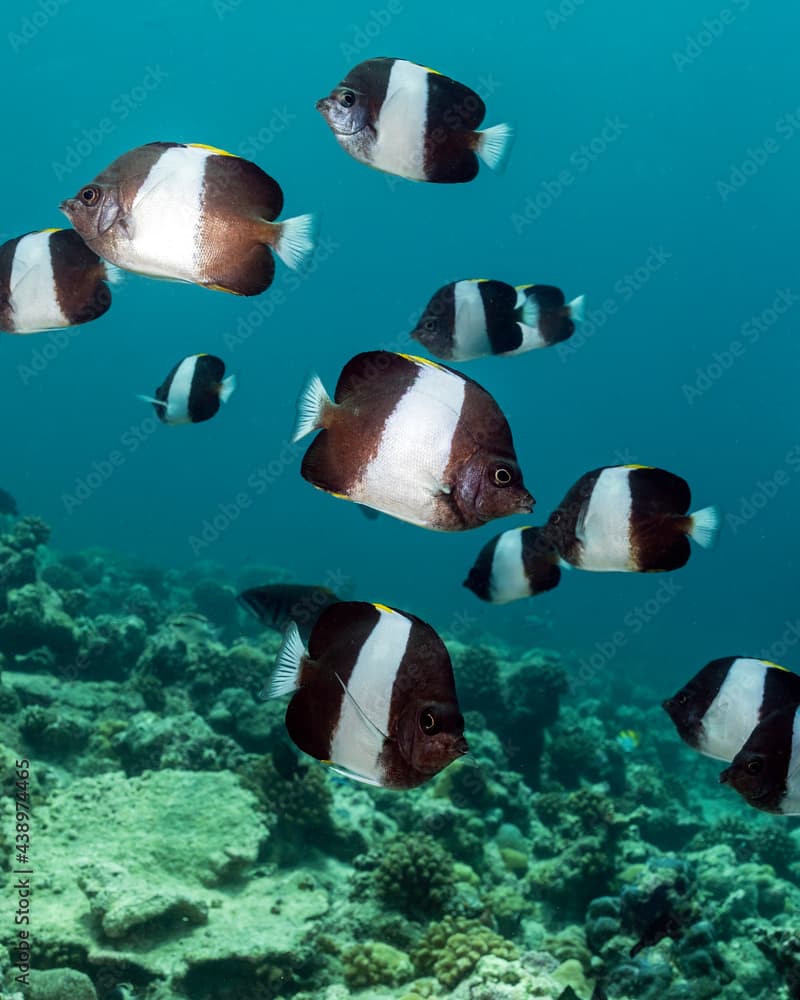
[144,353,236,425]
[464,526,561,603]
[720,704,800,815]
[316,57,513,183]
[292,351,533,530]
[267,602,468,789]
[60,142,316,296]
[411,280,584,361]
[544,465,718,572]
[0,228,115,334]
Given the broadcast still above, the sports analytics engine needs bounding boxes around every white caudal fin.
[568,295,586,323]
[292,373,332,442]
[520,292,539,328]
[136,394,165,407]
[687,505,720,548]
[265,621,307,699]
[273,213,318,270]
[476,122,515,172]
[218,374,236,403]
[103,262,125,285]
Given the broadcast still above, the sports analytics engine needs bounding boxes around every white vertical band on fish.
[329,607,412,780]
[357,361,466,525]
[703,657,770,761]
[129,145,209,281]
[9,232,64,332]
[453,280,491,360]
[575,467,634,570]
[373,59,428,179]
[489,528,529,603]
[165,356,201,424]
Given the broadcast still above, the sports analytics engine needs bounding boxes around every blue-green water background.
[2,0,798,689]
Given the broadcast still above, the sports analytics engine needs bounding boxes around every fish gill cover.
[1,1,799,999]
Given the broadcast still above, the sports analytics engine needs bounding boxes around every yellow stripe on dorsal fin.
[38,228,63,234]
[188,142,238,157]
[465,278,490,284]
[514,283,535,291]
[396,352,446,371]
[372,603,396,615]
[624,464,653,469]
[423,65,444,76]
[762,659,790,671]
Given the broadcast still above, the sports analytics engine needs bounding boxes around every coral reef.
[356,833,457,919]
[0,514,798,1000]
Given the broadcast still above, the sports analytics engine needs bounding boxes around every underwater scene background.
[2,0,800,998]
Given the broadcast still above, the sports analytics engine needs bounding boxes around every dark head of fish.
[410,285,456,358]
[661,683,703,750]
[317,58,390,137]
[719,707,794,811]
[453,452,533,527]
[719,750,781,810]
[462,535,496,600]
[395,699,468,778]
[315,85,373,137]
[60,183,122,243]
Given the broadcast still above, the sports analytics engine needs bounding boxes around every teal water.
[2,3,800,999]
[3,1,799,680]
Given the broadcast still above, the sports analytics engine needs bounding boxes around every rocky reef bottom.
[0,515,799,1000]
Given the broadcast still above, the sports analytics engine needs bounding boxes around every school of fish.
[2,55,794,813]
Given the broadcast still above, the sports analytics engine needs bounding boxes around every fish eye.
[677,693,689,706]
[746,759,763,775]
[79,186,100,205]
[420,710,439,734]
[493,466,513,487]
[338,89,357,108]
[423,318,437,333]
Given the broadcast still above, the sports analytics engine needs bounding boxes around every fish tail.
[271,213,318,270]
[218,374,237,404]
[519,293,539,327]
[567,294,586,323]
[292,373,332,442]
[686,505,720,548]
[136,393,165,407]
[103,262,125,285]
[264,622,307,699]
[475,122,515,173]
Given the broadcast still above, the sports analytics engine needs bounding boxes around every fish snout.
[719,767,732,785]
[455,736,470,756]
[59,198,77,219]
[315,97,330,114]
[517,489,535,513]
